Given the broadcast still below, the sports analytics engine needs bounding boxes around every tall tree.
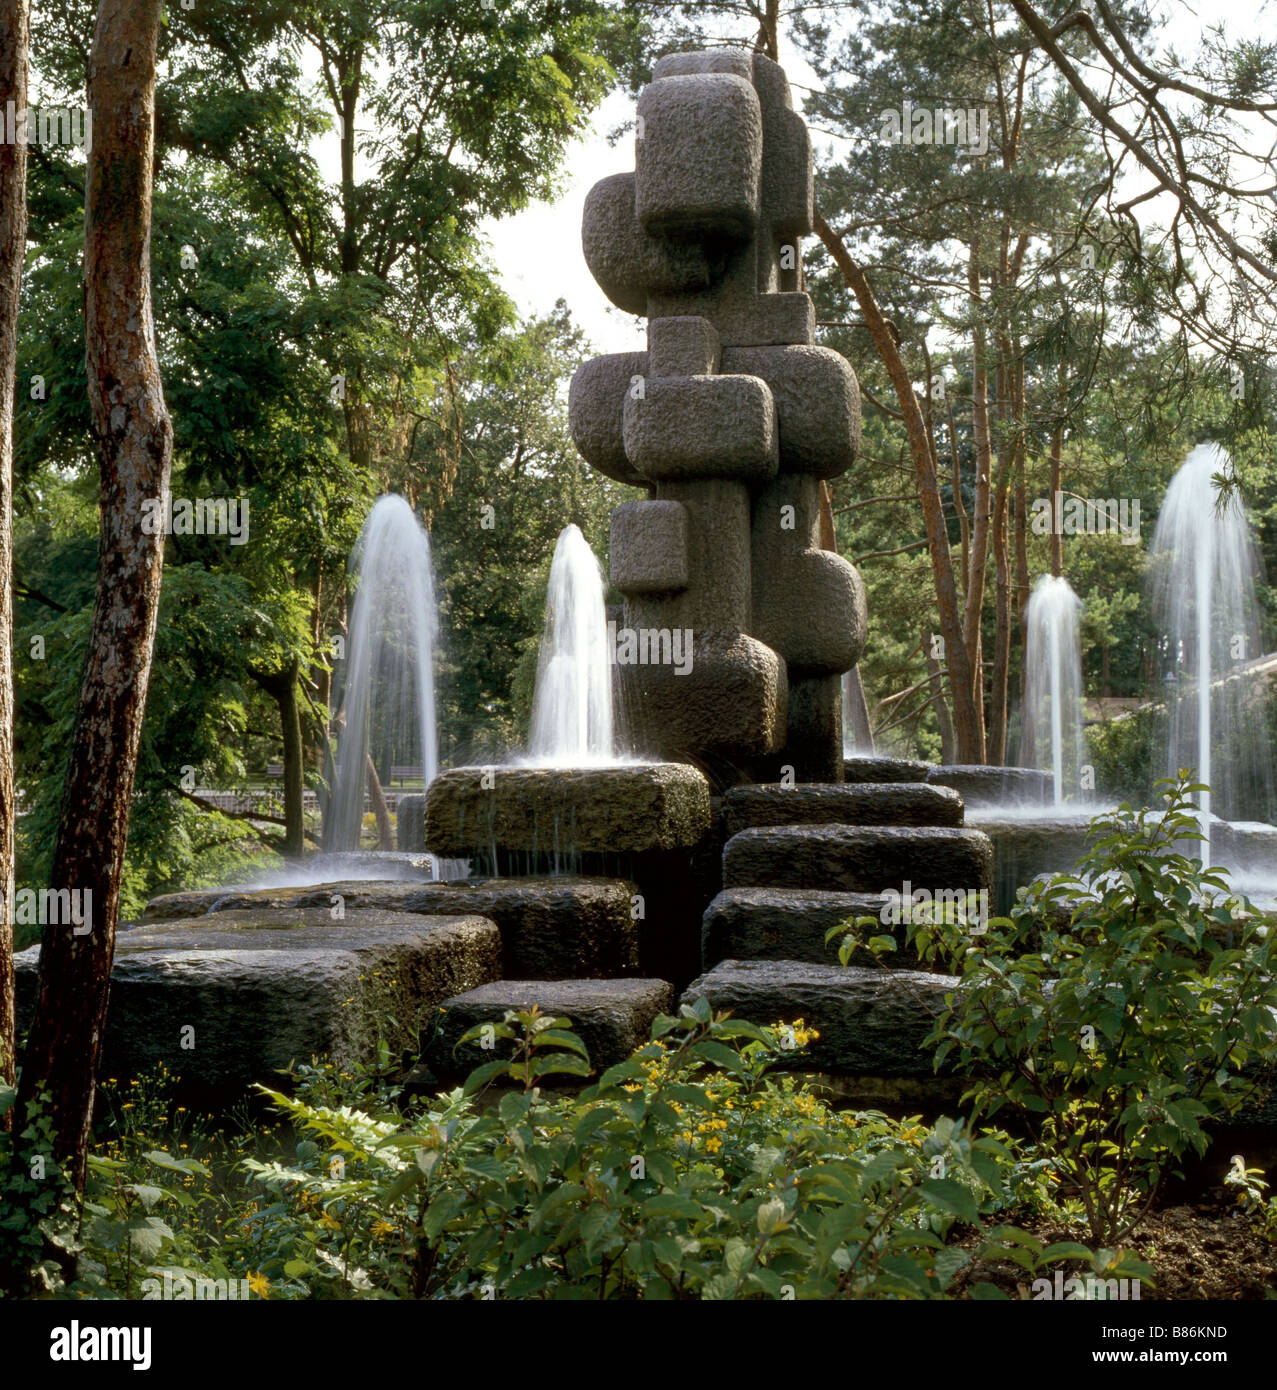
[19,0,170,1187]
[0,0,27,1115]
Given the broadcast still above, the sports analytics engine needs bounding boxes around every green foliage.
[0,1087,83,1298]
[1224,1155,1277,1244]
[239,1004,1133,1299]
[903,776,1277,1245]
[1086,706,1161,809]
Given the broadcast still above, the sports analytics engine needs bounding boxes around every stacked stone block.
[570,50,866,782]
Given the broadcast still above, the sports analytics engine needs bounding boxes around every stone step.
[681,959,956,1076]
[723,824,993,894]
[722,782,962,837]
[15,909,502,1097]
[964,811,1092,914]
[144,875,641,980]
[433,977,674,1075]
[702,886,928,970]
[925,764,1051,808]
[843,755,934,784]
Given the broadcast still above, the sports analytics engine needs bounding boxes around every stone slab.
[433,977,675,1074]
[843,756,934,784]
[142,876,640,980]
[926,765,1052,808]
[681,959,955,1075]
[701,886,925,969]
[722,782,963,837]
[15,910,502,1092]
[965,812,1093,914]
[723,824,993,894]
[424,763,712,856]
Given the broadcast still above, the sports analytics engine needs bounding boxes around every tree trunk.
[994,364,1011,767]
[1048,412,1065,578]
[814,215,983,761]
[365,753,394,850]
[1015,457,1030,644]
[19,0,170,1188]
[947,398,968,598]
[309,565,327,770]
[0,0,28,1111]
[964,242,992,755]
[253,662,305,858]
[753,0,780,59]
[925,645,955,763]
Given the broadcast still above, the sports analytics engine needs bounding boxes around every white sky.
[479,0,1273,356]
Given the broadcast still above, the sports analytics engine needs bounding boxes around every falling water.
[1019,574,1088,808]
[1149,443,1273,841]
[842,669,869,755]
[525,524,615,765]
[328,496,440,851]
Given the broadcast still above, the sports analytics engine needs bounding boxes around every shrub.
[240,1003,1139,1299]
[892,775,1277,1246]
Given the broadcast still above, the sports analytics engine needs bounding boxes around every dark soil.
[965,1197,1277,1299]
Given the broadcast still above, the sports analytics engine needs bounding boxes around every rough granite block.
[610,500,689,594]
[435,977,675,1073]
[15,910,502,1092]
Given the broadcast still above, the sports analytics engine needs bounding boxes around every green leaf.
[920,1178,979,1225]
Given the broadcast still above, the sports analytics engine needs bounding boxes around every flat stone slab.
[843,755,934,784]
[702,887,922,969]
[723,824,993,894]
[425,762,711,856]
[433,977,674,1074]
[926,764,1051,808]
[722,782,962,836]
[15,910,501,1092]
[681,959,956,1075]
[965,812,1093,913]
[1212,820,1277,876]
[143,876,640,980]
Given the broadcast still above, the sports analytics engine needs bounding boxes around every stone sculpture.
[570,49,867,784]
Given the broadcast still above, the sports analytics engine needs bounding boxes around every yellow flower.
[320,1210,342,1230]
[705,1136,722,1154]
[246,1271,270,1299]
[371,1219,396,1240]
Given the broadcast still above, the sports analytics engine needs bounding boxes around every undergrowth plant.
[831,775,1277,1246]
[242,1002,1143,1299]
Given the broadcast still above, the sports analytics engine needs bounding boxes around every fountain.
[1149,443,1274,845]
[327,495,441,852]
[524,524,616,766]
[1019,574,1088,809]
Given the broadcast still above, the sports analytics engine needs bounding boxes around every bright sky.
[479,0,1274,356]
